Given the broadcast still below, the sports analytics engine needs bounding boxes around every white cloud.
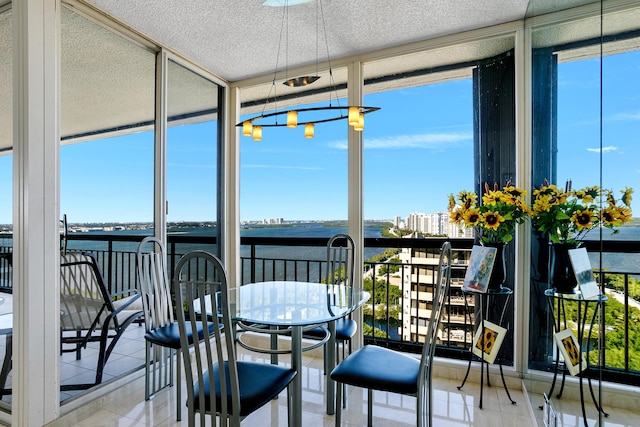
[586,146,618,153]
[328,132,472,150]
[608,112,640,122]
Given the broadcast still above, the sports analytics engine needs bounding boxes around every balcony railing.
[1,232,639,385]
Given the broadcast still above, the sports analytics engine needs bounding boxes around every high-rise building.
[397,246,473,346]
[402,211,454,236]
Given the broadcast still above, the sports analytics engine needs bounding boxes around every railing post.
[107,238,113,291]
[250,243,256,284]
[169,240,176,283]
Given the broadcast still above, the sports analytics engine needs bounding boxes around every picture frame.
[462,245,497,293]
[568,247,601,299]
[471,319,507,364]
[554,328,587,376]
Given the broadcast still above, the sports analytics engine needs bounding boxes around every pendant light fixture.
[237,0,379,140]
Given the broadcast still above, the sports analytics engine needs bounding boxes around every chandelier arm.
[236,106,380,127]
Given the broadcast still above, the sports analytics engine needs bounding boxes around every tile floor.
[50,338,640,427]
[67,365,640,427]
[1,288,639,426]
[62,349,537,427]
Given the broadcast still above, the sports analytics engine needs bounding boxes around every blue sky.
[0,50,638,225]
[239,79,475,221]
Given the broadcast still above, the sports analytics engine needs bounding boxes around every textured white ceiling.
[88,0,538,83]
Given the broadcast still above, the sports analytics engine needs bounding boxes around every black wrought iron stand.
[458,287,516,408]
[543,289,609,427]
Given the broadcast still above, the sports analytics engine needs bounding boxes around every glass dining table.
[228,280,369,426]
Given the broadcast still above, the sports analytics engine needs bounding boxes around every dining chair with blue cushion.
[330,241,452,427]
[305,233,357,363]
[174,250,297,427]
[136,236,216,421]
[302,233,357,407]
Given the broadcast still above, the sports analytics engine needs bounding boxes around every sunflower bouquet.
[531,179,633,244]
[448,181,531,244]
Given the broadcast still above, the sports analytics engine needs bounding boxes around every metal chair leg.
[367,388,373,427]
[335,380,342,426]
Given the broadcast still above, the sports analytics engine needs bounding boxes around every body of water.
[7,223,640,275]
[583,227,640,274]
[96,222,388,259]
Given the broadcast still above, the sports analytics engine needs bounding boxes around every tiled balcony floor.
[49,336,640,427]
[0,287,638,426]
[56,347,640,427]
[61,347,536,427]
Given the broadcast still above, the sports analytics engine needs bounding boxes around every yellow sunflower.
[482,211,504,231]
[463,208,482,226]
[570,209,595,231]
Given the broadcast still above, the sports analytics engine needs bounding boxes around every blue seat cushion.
[192,361,297,416]
[304,318,357,341]
[330,345,420,395]
[145,321,217,349]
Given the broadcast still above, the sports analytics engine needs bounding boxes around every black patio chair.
[60,251,143,390]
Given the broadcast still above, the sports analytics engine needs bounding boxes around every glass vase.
[549,242,580,293]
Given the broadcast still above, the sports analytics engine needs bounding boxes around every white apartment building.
[404,212,454,236]
[398,244,473,345]
[449,222,475,238]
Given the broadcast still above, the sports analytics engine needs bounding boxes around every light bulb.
[304,123,314,138]
[287,110,298,128]
[252,126,262,141]
[242,120,253,136]
[348,106,360,126]
[354,112,364,131]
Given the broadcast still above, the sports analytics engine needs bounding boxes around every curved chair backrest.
[416,241,452,424]
[326,233,355,287]
[60,251,143,388]
[60,252,113,332]
[173,250,240,424]
[136,236,173,332]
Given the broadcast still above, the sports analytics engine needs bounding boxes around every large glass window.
[59,6,155,402]
[238,67,350,282]
[362,36,517,358]
[529,0,640,388]
[166,59,220,255]
[0,5,11,413]
[239,68,349,225]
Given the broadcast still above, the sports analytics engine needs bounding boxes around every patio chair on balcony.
[60,251,144,390]
[136,236,216,421]
[304,234,357,375]
[174,250,296,427]
[330,241,452,427]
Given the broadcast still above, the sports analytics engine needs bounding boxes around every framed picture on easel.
[569,247,601,299]
[472,320,507,364]
[554,328,587,376]
[462,245,497,293]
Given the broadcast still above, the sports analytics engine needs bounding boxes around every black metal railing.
[1,232,640,384]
